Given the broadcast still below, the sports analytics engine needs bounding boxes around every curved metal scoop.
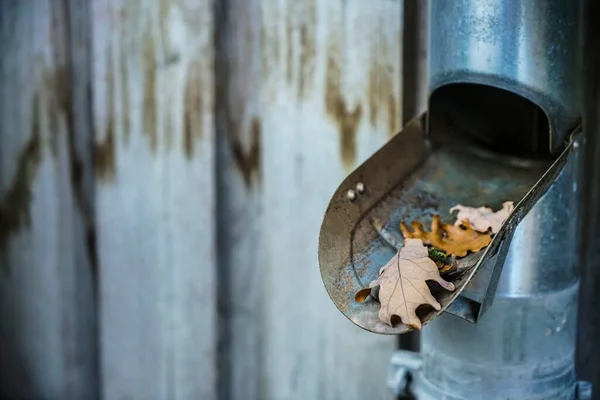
[318,113,580,335]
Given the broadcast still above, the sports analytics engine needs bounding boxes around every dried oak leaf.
[354,238,455,330]
[400,215,492,257]
[438,264,452,274]
[450,201,514,234]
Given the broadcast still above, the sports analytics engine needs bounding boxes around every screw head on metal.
[356,182,365,194]
[347,189,357,201]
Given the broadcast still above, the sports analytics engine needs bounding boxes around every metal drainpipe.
[577,0,600,396]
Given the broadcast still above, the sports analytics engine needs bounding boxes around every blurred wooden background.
[0,0,428,399]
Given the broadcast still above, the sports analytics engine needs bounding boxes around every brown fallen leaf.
[438,265,452,274]
[436,262,452,274]
[400,215,492,257]
[354,238,455,330]
[354,288,373,303]
[449,201,514,233]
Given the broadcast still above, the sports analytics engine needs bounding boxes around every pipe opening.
[429,83,552,157]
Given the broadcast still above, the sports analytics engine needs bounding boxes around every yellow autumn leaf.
[400,215,492,258]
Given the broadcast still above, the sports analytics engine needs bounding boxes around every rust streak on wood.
[120,43,130,144]
[165,108,174,151]
[46,65,87,214]
[0,93,43,259]
[48,0,70,157]
[143,31,157,152]
[51,57,98,276]
[272,8,281,70]
[46,72,61,157]
[183,60,204,159]
[368,25,401,138]
[283,0,316,100]
[158,0,172,59]
[298,23,315,100]
[298,0,316,100]
[43,66,71,158]
[260,21,270,86]
[285,11,293,84]
[37,68,73,163]
[325,43,362,168]
[94,115,116,182]
[260,21,274,94]
[94,56,116,182]
[230,117,261,188]
[260,4,281,96]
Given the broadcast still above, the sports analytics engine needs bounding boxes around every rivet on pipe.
[356,182,365,194]
[347,189,357,201]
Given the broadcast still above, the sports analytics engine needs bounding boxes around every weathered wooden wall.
[90,0,218,398]
[0,1,404,399]
[258,1,401,399]
[213,0,263,399]
[0,1,98,398]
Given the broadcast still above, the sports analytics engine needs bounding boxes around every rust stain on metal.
[142,31,158,152]
[95,58,116,182]
[229,117,261,188]
[325,43,362,168]
[183,60,204,159]
[368,28,401,137]
[0,93,43,259]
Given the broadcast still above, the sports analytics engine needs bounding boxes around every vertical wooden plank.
[0,1,97,398]
[91,1,217,398]
[260,1,402,399]
[214,0,263,399]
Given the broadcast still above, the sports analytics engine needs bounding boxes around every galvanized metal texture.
[429,0,582,152]
[318,113,580,335]
[417,136,583,399]
[576,0,600,391]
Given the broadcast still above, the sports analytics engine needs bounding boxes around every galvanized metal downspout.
[390,1,591,399]
[576,0,600,394]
